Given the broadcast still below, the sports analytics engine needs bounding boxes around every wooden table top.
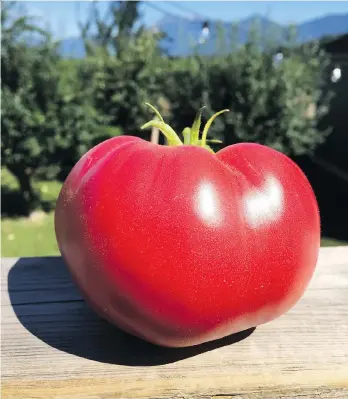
[1,247,348,399]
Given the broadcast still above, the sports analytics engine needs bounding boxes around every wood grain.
[1,247,348,399]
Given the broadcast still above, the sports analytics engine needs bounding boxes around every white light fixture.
[331,67,342,83]
[199,21,210,44]
[273,52,283,66]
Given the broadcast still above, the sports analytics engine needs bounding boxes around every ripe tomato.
[55,106,320,347]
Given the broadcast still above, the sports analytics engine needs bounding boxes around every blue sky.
[20,1,348,39]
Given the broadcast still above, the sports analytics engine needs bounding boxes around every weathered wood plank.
[1,247,348,399]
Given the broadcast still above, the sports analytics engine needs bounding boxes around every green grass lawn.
[1,168,347,258]
[1,168,61,257]
[2,211,59,257]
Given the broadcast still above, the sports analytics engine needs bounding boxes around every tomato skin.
[55,136,320,347]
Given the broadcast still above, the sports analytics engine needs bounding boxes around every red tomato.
[55,108,320,347]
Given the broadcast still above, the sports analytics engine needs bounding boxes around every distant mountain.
[57,13,348,58]
[296,13,348,41]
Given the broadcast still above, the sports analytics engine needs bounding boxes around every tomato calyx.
[141,103,229,153]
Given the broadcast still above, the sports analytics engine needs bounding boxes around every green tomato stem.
[144,102,164,122]
[190,106,206,144]
[182,127,191,145]
[141,120,183,146]
[141,103,229,152]
[201,109,230,148]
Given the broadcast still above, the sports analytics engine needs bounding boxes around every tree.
[1,2,57,209]
[1,3,102,211]
[79,1,141,57]
[165,21,333,156]
[78,1,169,140]
[209,23,332,155]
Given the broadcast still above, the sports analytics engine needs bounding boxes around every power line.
[163,2,205,20]
[142,1,213,46]
[143,1,190,21]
